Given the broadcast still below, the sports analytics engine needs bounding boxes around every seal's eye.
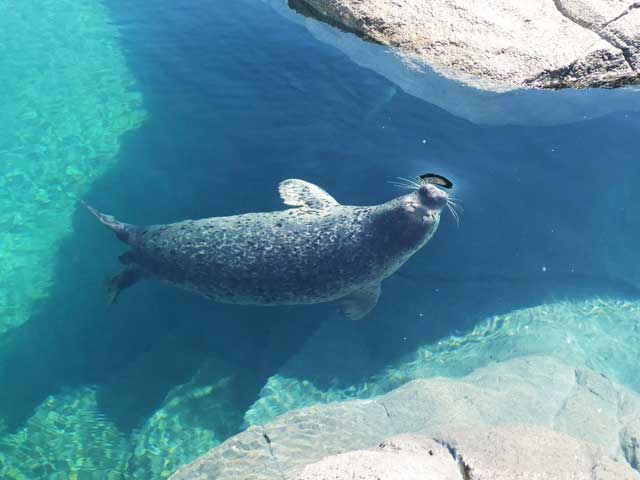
[418,173,453,189]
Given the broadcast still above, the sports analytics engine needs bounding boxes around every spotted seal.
[86,178,450,320]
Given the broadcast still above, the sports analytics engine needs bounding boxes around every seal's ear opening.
[418,173,453,189]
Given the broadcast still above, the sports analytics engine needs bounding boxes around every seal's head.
[400,183,448,228]
[371,181,451,262]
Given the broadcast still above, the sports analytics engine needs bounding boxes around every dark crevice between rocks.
[552,379,577,431]
[602,2,640,29]
[458,457,472,480]
[623,438,640,471]
[525,56,640,90]
[260,426,287,480]
[616,384,640,472]
[574,369,615,405]
[262,429,275,457]
[375,400,391,420]
[620,46,639,73]
[435,439,472,480]
[620,425,640,472]
[551,0,638,74]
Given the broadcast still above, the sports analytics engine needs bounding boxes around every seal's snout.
[419,183,448,210]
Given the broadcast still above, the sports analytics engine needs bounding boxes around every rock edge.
[289,0,640,91]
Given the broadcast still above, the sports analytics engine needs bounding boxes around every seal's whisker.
[388,183,417,191]
[448,201,464,213]
[388,178,416,188]
[449,203,464,216]
[387,180,416,190]
[447,197,464,212]
[389,178,416,186]
[451,204,461,226]
[446,203,460,228]
[395,177,421,189]
[445,196,463,227]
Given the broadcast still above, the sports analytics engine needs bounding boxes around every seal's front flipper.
[107,267,147,304]
[338,282,381,321]
[278,179,340,210]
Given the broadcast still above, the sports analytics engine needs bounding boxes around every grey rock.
[432,425,638,480]
[263,0,640,125]
[296,426,640,479]
[602,7,640,70]
[295,435,460,480]
[527,39,637,88]
[289,0,640,90]
[553,0,631,29]
[171,356,640,479]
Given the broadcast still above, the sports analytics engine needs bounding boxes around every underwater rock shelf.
[171,356,640,479]
[0,0,145,335]
[290,0,640,91]
[245,299,640,426]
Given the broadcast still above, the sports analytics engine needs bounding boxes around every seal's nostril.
[422,185,447,207]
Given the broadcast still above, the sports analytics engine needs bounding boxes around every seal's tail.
[82,201,133,244]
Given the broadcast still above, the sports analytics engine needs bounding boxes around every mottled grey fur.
[86,179,447,319]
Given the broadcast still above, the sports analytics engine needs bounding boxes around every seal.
[85,178,449,320]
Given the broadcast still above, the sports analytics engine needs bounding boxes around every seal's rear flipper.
[107,268,147,304]
[338,282,381,321]
[83,201,133,244]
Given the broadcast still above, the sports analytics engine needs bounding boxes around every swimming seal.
[85,178,448,320]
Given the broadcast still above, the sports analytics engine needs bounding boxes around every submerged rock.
[0,388,130,480]
[127,360,242,479]
[170,356,640,479]
[289,0,640,91]
[245,299,640,425]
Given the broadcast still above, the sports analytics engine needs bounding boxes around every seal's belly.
[134,207,393,305]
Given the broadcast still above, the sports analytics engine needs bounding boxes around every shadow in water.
[0,120,326,432]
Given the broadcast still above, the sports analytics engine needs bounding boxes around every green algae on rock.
[0,0,146,335]
[0,363,244,479]
[0,388,130,480]
[128,362,244,479]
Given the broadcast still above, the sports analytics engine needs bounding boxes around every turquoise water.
[1,0,639,478]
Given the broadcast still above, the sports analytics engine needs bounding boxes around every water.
[1,0,639,478]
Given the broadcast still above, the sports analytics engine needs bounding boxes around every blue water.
[2,0,640,477]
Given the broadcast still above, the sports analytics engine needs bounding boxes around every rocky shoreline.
[289,0,640,91]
